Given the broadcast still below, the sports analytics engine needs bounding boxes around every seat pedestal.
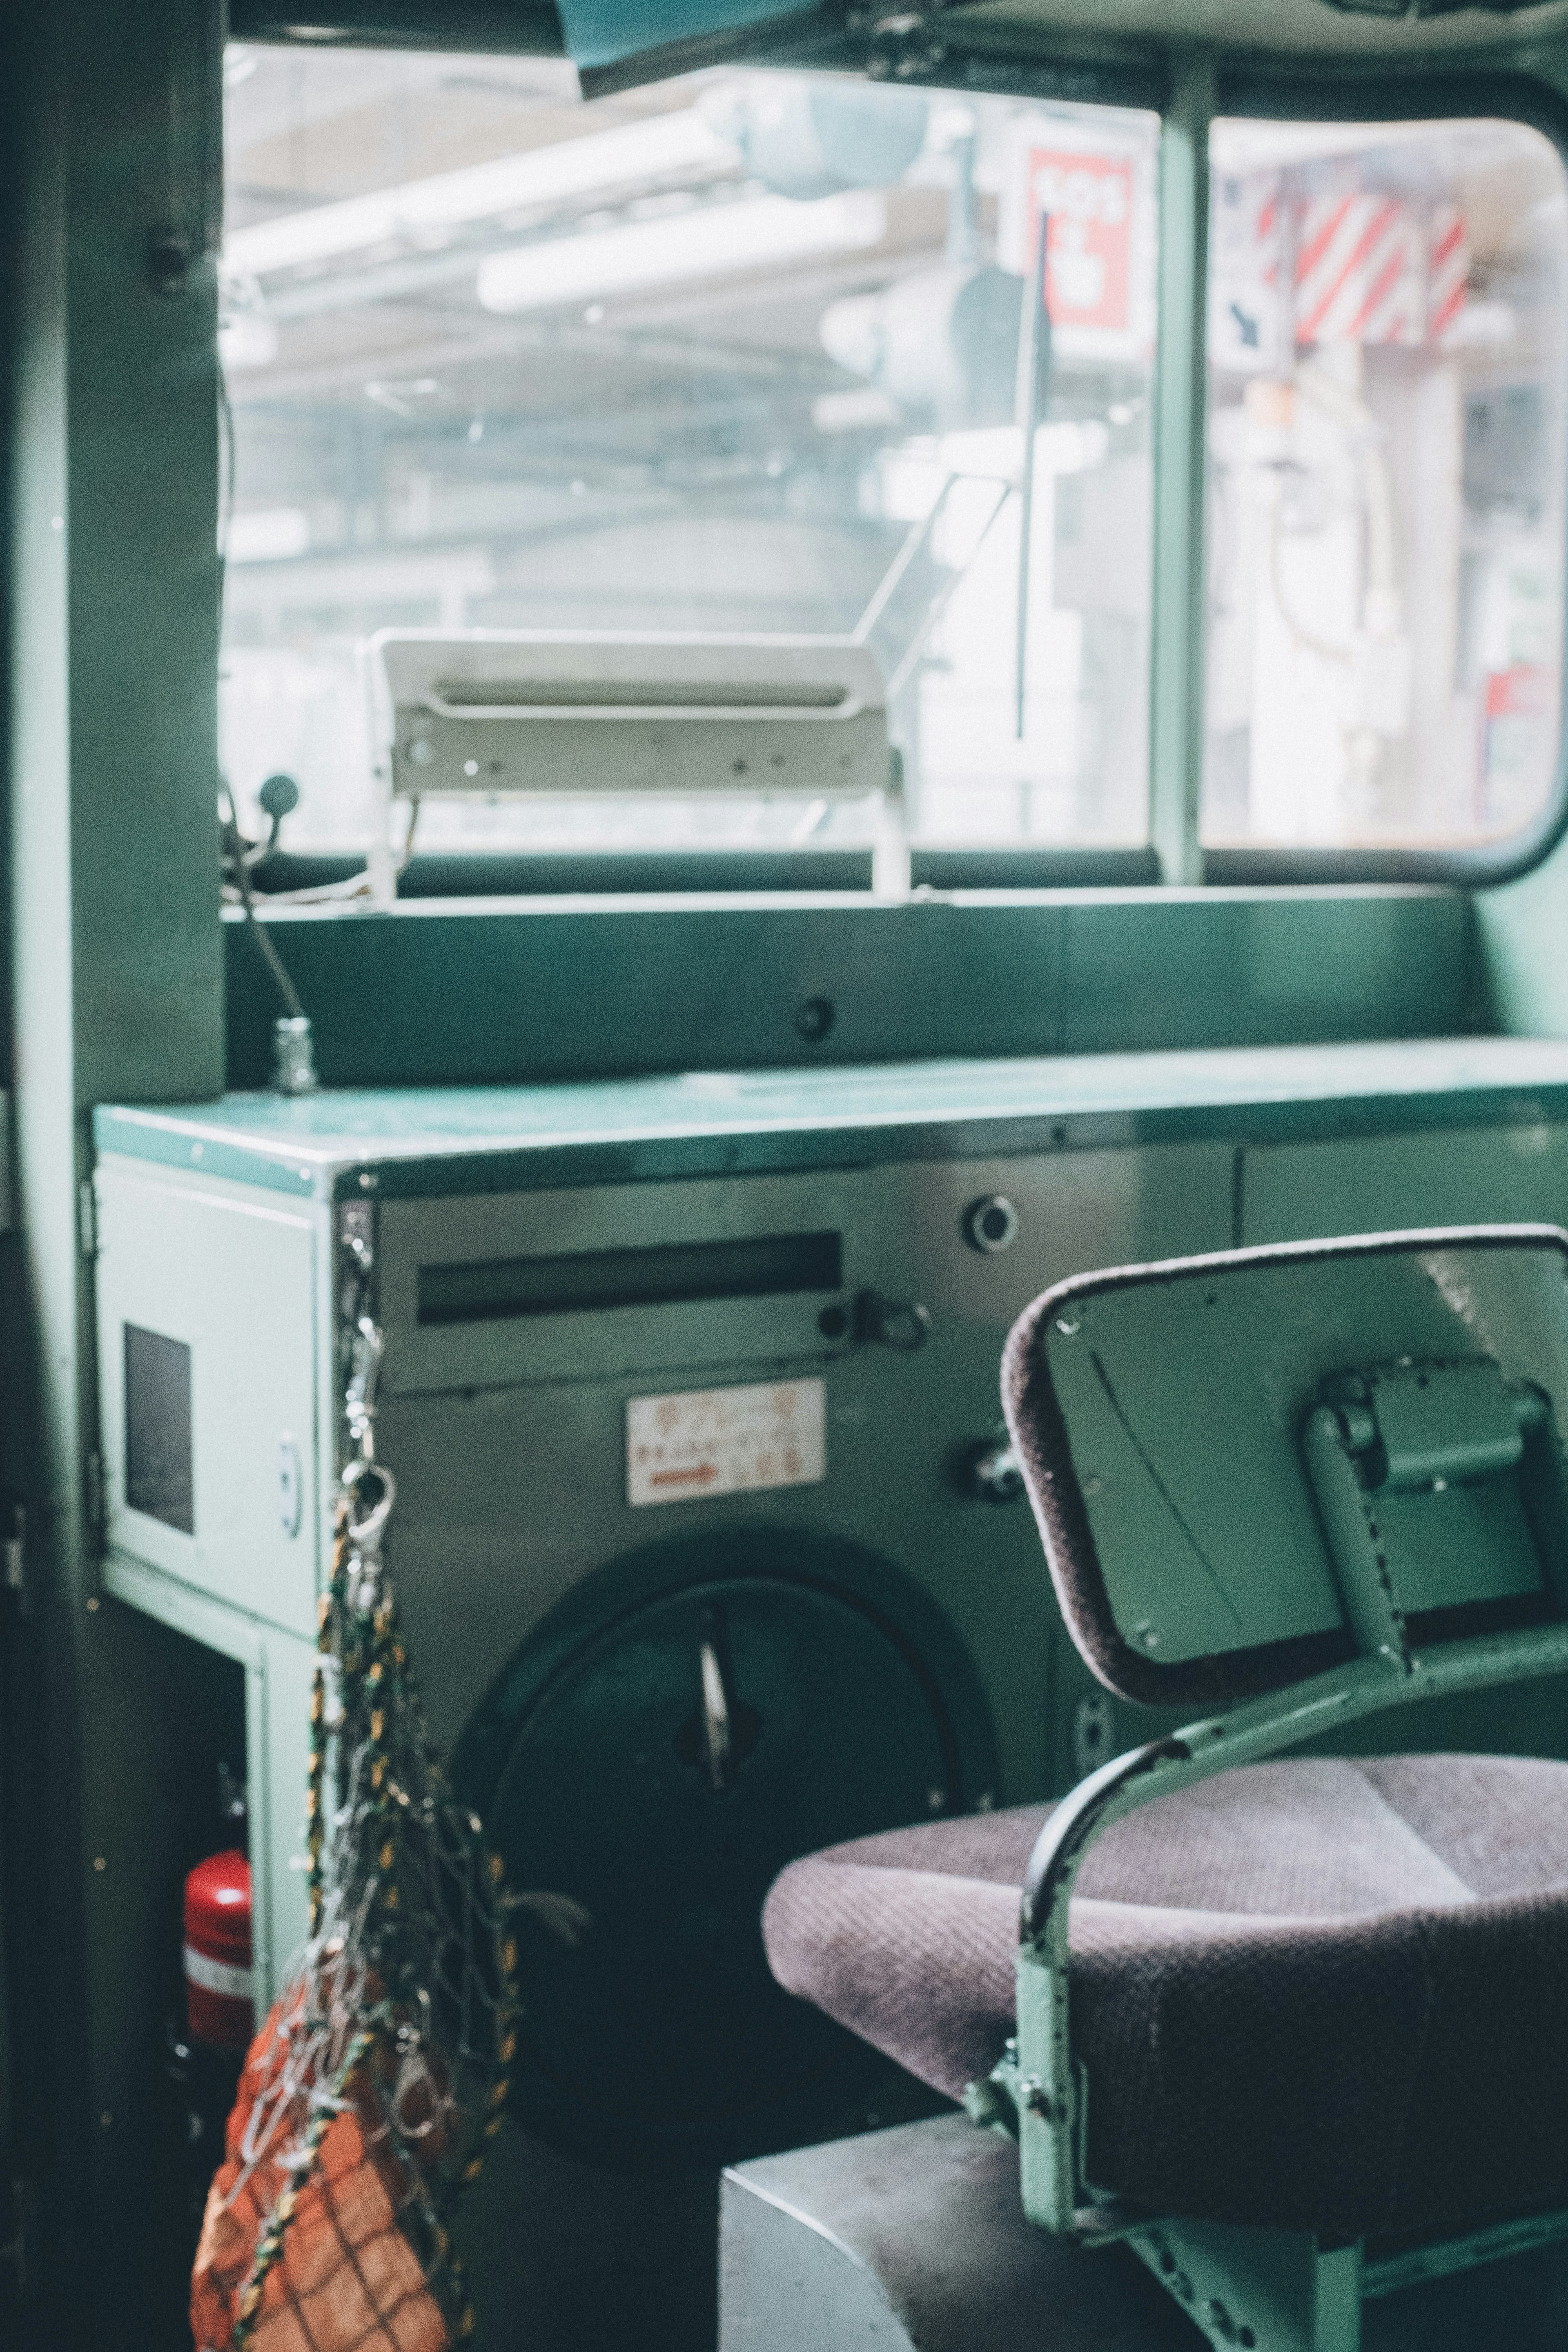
[720,2116,1568,2352]
[719,2115,1196,2352]
[1123,2218,1360,2350]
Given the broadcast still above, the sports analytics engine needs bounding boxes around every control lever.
[855,1289,931,1352]
[698,1609,733,1793]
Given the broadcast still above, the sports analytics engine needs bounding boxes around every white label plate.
[627,1378,826,1508]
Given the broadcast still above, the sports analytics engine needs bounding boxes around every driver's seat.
[762,1228,1568,2350]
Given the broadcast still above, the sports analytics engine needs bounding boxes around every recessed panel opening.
[124,1322,195,1534]
[418,1231,843,1326]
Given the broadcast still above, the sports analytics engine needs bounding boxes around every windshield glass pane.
[221,50,1158,864]
[1203,115,1568,855]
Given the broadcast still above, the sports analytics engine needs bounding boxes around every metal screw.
[795,996,835,1044]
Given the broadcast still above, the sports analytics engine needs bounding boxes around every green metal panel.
[221,887,1481,1092]
[94,1036,1568,1205]
[96,1126,1233,1839]
[1478,838,1568,1039]
[1040,1238,1568,1669]
[100,1554,314,2015]
[95,1163,321,1639]
[0,1669,11,2169]
[7,0,226,2336]
[1056,891,1470,1055]
[1241,1123,1568,1245]
[228,0,565,42]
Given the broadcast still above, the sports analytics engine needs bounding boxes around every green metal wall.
[1477,841,1568,1038]
[226,887,1488,1090]
[7,0,225,2340]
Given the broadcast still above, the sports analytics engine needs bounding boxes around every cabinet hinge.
[3,1504,26,1616]
[85,1452,105,1550]
[0,2170,33,2299]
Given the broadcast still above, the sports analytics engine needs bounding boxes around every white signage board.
[626,1378,826,1507]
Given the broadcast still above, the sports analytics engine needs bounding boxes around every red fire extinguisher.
[183,1848,254,2049]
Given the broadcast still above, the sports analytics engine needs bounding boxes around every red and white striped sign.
[1427,203,1469,344]
[1295,194,1424,347]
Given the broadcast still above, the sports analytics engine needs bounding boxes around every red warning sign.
[999,125,1152,359]
[1023,149,1134,336]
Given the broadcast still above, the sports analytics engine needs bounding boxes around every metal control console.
[91,1040,1568,2333]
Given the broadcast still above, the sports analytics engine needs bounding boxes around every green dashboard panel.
[94,1034,1568,1205]
[221,887,1479,1094]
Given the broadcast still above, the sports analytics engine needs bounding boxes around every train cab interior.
[12,0,1568,2348]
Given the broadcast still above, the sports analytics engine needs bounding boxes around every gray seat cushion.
[762,1753,1568,2245]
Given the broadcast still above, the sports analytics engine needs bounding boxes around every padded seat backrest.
[1000,1226,1568,1707]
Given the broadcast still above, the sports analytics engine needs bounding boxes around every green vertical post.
[1148,51,1216,887]
[7,0,225,2336]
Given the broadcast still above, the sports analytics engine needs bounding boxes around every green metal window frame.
[1200,62,1568,891]
[903,45,1568,892]
[220,21,1568,897]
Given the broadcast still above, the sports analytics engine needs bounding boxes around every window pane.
[1203,116,1568,854]
[220,50,1157,860]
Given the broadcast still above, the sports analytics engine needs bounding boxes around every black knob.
[258,773,301,822]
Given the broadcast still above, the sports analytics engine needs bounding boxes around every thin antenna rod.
[1015,214,1052,740]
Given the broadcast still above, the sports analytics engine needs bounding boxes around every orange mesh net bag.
[193,1216,516,2352]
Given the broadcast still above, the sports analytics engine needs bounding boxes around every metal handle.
[420,689,866,724]
[340,1457,396,1553]
[698,1619,734,1794]
[855,1289,931,1352]
[1020,1735,1192,1945]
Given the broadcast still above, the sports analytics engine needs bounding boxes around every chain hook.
[345,1315,383,1463]
[340,1456,396,1555]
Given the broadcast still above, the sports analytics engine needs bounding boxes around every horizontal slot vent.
[418,1231,843,1325]
[432,679,849,710]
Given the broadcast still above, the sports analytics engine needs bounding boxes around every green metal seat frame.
[969,1225,1568,2352]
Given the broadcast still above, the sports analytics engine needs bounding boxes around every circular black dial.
[477,1571,960,2169]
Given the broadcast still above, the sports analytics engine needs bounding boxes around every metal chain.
[234,1197,518,2350]
[308,1202,395,1930]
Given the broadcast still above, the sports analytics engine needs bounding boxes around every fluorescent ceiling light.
[477,190,886,314]
[225,109,736,279]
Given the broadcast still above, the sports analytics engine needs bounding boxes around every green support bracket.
[1149,48,1215,887]
[976,1623,1568,2351]
[1127,2220,1361,2352]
